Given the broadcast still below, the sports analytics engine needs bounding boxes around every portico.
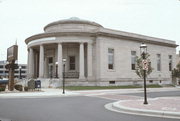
[27,41,93,81]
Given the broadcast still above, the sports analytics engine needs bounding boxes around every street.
[0,90,179,121]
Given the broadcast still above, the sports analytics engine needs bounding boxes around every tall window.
[131,51,136,70]
[169,55,172,71]
[48,57,53,64]
[157,54,161,71]
[69,56,75,70]
[108,48,114,69]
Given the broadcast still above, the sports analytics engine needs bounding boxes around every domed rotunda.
[25,17,177,87]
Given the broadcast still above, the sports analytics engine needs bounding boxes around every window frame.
[108,48,114,70]
[69,56,76,71]
[168,55,172,71]
[157,54,161,71]
[131,51,136,70]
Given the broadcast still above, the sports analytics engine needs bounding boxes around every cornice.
[25,30,178,48]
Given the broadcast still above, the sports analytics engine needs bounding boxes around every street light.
[140,43,148,105]
[19,66,22,79]
[62,58,66,94]
[55,62,58,78]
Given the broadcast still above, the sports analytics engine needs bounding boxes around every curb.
[112,101,180,119]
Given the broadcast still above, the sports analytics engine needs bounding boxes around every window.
[109,81,115,84]
[169,55,172,71]
[48,57,53,64]
[69,56,75,70]
[22,66,26,69]
[108,48,114,69]
[0,65,3,68]
[0,71,3,73]
[21,71,26,73]
[15,71,19,73]
[131,51,136,70]
[157,54,161,71]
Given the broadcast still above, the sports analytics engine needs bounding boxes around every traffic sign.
[142,60,148,70]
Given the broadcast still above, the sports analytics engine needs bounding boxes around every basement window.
[109,81,115,84]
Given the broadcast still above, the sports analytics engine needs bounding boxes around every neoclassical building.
[25,17,177,87]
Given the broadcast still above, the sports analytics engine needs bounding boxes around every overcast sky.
[0,0,180,64]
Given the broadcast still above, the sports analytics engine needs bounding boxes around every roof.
[44,17,103,31]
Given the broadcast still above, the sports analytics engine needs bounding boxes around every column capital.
[57,42,63,44]
[40,44,44,47]
[79,42,85,44]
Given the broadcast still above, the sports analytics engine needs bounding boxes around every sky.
[0,0,180,64]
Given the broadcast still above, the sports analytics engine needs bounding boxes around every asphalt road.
[0,95,179,121]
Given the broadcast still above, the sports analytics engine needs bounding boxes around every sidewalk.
[0,87,179,98]
[0,88,80,98]
[112,97,180,119]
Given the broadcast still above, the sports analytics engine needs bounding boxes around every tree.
[172,61,180,85]
[135,53,153,78]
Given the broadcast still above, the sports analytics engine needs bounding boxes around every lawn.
[63,84,163,90]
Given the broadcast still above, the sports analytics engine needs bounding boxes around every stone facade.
[25,17,177,87]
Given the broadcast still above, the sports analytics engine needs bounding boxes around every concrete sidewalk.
[0,88,80,98]
[112,97,180,119]
[0,87,179,98]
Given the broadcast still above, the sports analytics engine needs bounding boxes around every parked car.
[0,78,8,84]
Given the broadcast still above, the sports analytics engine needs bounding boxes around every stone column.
[27,49,30,78]
[29,48,34,78]
[87,42,93,79]
[57,43,63,79]
[79,42,85,79]
[44,57,48,78]
[39,45,44,78]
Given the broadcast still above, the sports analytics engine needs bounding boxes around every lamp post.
[19,66,22,79]
[55,62,58,78]
[140,43,148,105]
[62,58,66,94]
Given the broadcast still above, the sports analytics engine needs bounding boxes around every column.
[27,49,30,78]
[34,52,39,78]
[44,57,48,78]
[87,42,93,79]
[79,42,85,79]
[39,45,44,78]
[29,48,34,78]
[57,43,63,79]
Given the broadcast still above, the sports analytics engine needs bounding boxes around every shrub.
[0,84,6,92]
[24,86,28,91]
[0,87,5,91]
[14,84,23,91]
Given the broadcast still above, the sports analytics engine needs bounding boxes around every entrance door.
[48,57,53,78]
[48,64,53,78]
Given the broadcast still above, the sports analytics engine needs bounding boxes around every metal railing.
[64,72,79,78]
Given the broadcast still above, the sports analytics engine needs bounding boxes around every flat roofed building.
[0,60,27,79]
[25,17,177,87]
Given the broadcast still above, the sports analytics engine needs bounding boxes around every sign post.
[142,59,148,71]
[5,45,18,91]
